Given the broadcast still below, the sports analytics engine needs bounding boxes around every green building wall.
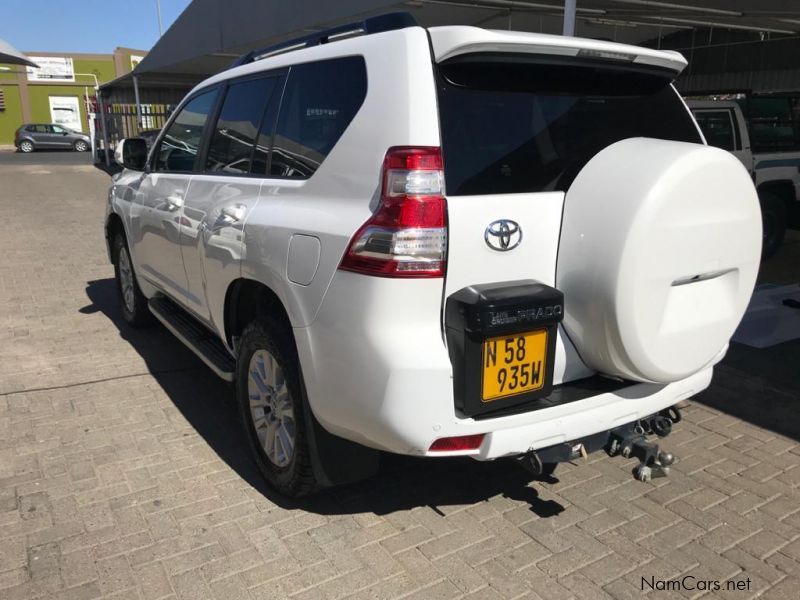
[0,85,24,143]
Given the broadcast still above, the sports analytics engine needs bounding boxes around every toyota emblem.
[485,219,522,251]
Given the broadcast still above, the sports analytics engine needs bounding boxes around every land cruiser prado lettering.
[106,13,762,496]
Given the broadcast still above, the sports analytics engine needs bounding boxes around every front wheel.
[236,319,318,497]
[74,140,88,152]
[18,140,34,153]
[113,233,152,327]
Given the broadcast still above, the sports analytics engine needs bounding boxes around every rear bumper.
[471,368,710,460]
[295,270,714,459]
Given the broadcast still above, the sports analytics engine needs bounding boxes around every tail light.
[339,147,447,278]
[429,434,485,452]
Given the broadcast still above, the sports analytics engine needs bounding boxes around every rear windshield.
[437,56,701,196]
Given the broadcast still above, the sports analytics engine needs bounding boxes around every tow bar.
[517,406,682,483]
[607,408,682,482]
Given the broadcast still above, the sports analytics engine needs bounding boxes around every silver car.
[14,123,91,153]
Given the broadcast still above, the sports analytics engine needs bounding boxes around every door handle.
[221,204,246,222]
[165,195,184,210]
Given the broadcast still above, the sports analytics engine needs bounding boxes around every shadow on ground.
[693,238,800,442]
[81,277,563,518]
[693,341,800,443]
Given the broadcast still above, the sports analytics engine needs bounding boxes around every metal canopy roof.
[129,0,800,87]
[0,38,38,67]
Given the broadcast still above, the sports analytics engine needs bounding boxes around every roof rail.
[228,12,418,69]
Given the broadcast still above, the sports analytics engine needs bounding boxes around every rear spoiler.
[428,27,687,76]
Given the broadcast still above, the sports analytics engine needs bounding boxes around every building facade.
[0,47,146,145]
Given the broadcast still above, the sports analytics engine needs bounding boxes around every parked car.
[14,123,91,153]
[688,99,800,258]
[105,14,762,497]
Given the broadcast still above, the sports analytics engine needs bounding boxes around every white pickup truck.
[688,100,800,258]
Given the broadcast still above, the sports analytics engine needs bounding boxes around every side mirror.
[114,138,148,171]
[62,131,69,135]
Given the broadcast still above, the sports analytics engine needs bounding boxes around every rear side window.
[437,56,702,196]
[271,56,367,179]
[156,89,218,172]
[205,77,279,174]
[693,110,736,151]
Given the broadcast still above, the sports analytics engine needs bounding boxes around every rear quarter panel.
[240,26,441,328]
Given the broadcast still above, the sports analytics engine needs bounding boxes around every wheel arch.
[757,179,795,210]
[224,276,380,487]
[223,278,296,352]
[105,212,125,262]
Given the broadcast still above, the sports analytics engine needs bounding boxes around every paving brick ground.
[1,157,799,599]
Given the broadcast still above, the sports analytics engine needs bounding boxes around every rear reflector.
[429,434,485,452]
[339,147,447,278]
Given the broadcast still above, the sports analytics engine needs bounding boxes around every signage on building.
[26,56,75,82]
[130,54,144,70]
[49,96,82,131]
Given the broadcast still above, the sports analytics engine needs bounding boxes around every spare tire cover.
[556,138,761,383]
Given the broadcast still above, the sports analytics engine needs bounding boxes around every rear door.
[436,55,704,387]
[179,72,285,329]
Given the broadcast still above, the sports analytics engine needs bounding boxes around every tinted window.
[271,56,367,179]
[32,125,49,133]
[694,110,736,151]
[156,89,217,172]
[205,77,278,174]
[251,80,283,175]
[437,57,702,196]
[746,97,799,152]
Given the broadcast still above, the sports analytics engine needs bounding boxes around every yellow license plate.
[482,330,548,402]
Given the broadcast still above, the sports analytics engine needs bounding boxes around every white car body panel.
[427,26,688,74]
[239,26,441,330]
[180,176,261,330]
[443,191,593,385]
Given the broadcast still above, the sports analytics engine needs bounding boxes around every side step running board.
[149,296,236,382]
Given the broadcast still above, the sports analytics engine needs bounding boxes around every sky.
[0,0,193,53]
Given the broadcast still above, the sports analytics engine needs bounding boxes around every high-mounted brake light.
[339,147,447,278]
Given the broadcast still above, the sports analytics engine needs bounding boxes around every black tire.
[18,140,34,153]
[74,140,88,152]
[236,318,318,497]
[112,233,153,327]
[541,462,558,477]
[759,191,787,260]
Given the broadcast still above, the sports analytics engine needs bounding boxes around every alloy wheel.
[247,349,296,468]
[117,247,136,313]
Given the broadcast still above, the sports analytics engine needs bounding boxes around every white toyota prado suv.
[106,13,762,497]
